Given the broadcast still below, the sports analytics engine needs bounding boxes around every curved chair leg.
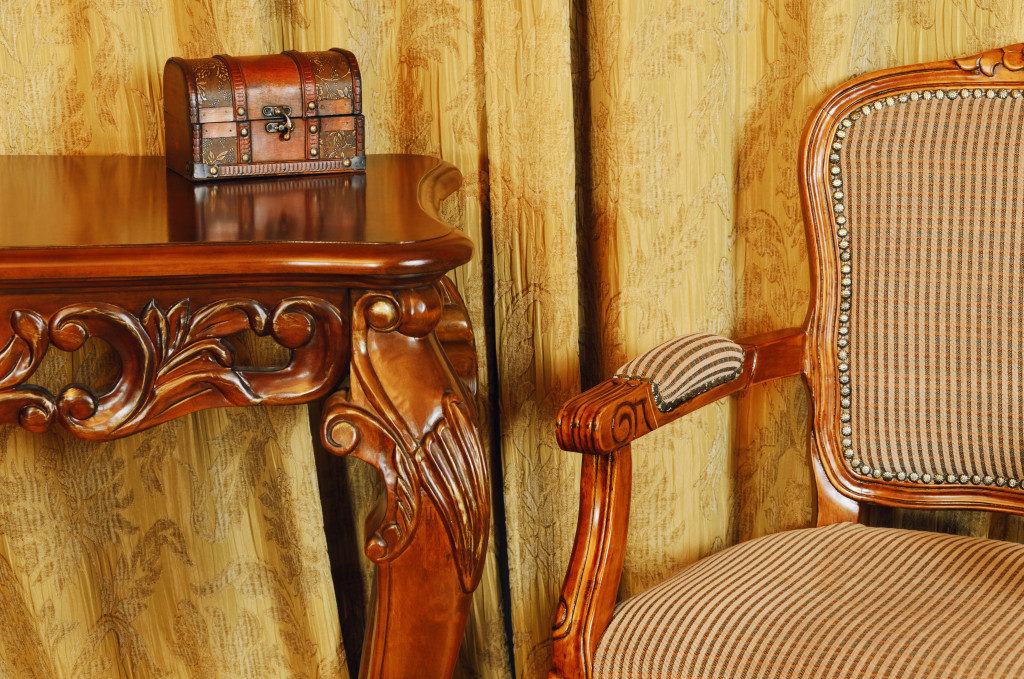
[321,284,489,679]
[550,447,632,679]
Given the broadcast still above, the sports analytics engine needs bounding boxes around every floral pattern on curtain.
[1,0,1023,677]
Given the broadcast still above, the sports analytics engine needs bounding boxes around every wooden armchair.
[550,43,1024,679]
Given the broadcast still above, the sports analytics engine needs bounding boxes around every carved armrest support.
[556,329,806,454]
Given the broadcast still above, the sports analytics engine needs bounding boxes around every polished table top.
[0,153,468,283]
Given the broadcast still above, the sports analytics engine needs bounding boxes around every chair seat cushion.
[614,333,744,412]
[595,522,1024,678]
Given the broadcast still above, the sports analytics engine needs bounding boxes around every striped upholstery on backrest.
[832,88,1024,488]
[614,333,744,412]
[594,523,1024,678]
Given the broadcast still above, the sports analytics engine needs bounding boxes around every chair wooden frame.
[548,42,1024,679]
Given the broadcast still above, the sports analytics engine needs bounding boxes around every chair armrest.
[556,329,805,454]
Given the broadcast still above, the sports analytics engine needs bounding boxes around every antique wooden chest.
[164,49,365,181]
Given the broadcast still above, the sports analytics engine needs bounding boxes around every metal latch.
[263,105,294,140]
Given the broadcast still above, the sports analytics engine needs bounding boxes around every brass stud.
[309,124,319,133]
[308,101,317,110]
[310,148,319,157]
[343,158,352,168]
[236,106,246,116]
[241,153,249,162]
[240,128,249,137]
[208,166,218,175]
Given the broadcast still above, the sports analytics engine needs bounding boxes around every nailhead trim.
[830,87,1021,490]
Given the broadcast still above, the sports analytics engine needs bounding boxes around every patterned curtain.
[0,1,1022,677]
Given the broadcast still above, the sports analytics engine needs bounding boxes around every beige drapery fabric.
[1,1,1023,678]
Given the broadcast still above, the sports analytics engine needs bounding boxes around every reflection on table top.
[0,154,470,283]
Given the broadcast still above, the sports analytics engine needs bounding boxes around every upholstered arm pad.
[613,333,746,413]
[556,329,805,454]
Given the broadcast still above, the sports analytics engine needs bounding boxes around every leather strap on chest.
[213,54,251,164]
[283,50,318,159]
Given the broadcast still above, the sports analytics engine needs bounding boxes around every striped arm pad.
[614,332,744,413]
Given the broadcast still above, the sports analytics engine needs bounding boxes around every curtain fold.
[1,1,1022,677]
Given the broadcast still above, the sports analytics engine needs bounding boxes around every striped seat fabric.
[595,523,1024,678]
[614,333,744,412]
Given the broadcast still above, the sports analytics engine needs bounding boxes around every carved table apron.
[0,154,487,679]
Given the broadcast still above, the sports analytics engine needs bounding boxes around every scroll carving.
[322,395,422,561]
[320,279,488,592]
[556,379,660,455]
[954,43,1024,76]
[0,310,55,432]
[0,296,347,440]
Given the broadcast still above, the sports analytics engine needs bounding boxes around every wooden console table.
[0,154,487,679]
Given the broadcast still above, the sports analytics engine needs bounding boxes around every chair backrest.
[803,44,1024,516]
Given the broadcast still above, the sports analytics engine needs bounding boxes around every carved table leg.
[320,280,488,679]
